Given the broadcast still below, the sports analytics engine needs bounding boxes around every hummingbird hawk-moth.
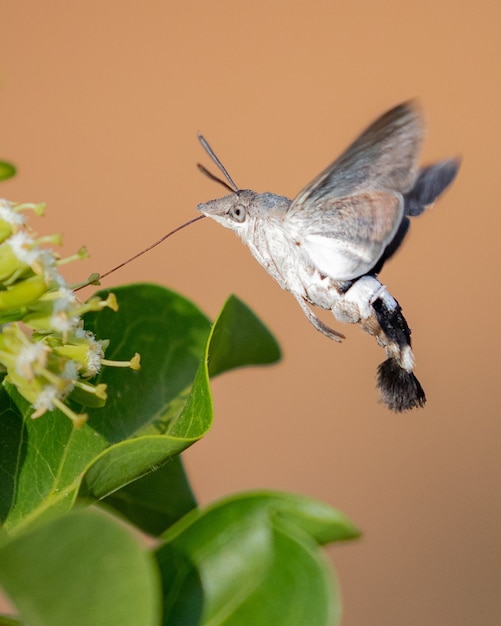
[195,102,460,412]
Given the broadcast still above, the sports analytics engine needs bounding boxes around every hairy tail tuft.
[377,358,426,412]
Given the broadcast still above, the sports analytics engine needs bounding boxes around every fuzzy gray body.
[197,103,459,411]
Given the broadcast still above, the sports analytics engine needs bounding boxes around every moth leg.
[293,293,345,342]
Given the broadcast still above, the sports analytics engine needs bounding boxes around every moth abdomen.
[372,296,412,350]
[376,358,426,412]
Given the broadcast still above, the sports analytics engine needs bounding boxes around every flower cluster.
[0,199,139,427]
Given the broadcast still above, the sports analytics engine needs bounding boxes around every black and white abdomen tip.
[377,358,426,412]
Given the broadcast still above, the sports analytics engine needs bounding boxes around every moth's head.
[196,133,262,233]
[196,189,259,233]
[195,133,288,235]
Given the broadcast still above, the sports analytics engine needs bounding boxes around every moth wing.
[296,191,403,280]
[286,101,423,280]
[290,101,424,209]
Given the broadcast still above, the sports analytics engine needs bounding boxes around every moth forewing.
[288,101,424,211]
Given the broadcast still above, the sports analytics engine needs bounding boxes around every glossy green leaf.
[156,491,360,626]
[0,284,280,533]
[0,386,103,532]
[207,293,282,377]
[80,287,280,500]
[0,162,16,182]
[0,390,25,525]
[0,508,160,626]
[103,455,197,536]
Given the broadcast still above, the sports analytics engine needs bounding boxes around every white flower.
[16,342,48,380]
[0,200,25,227]
[7,231,40,266]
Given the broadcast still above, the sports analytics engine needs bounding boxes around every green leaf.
[0,284,280,533]
[156,491,359,626]
[83,283,212,443]
[207,294,281,377]
[0,390,25,525]
[103,455,197,536]
[0,508,160,626]
[0,385,105,532]
[0,162,16,182]
[226,523,335,626]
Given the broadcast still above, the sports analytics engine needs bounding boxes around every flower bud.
[0,275,48,310]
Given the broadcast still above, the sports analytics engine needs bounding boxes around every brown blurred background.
[1,1,500,624]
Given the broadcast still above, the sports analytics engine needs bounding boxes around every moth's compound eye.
[229,205,246,223]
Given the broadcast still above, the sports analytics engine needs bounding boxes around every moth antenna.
[197,132,239,192]
[197,163,236,193]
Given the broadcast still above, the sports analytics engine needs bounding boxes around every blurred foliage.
[0,162,16,182]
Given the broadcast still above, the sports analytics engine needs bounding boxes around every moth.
[195,102,460,412]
